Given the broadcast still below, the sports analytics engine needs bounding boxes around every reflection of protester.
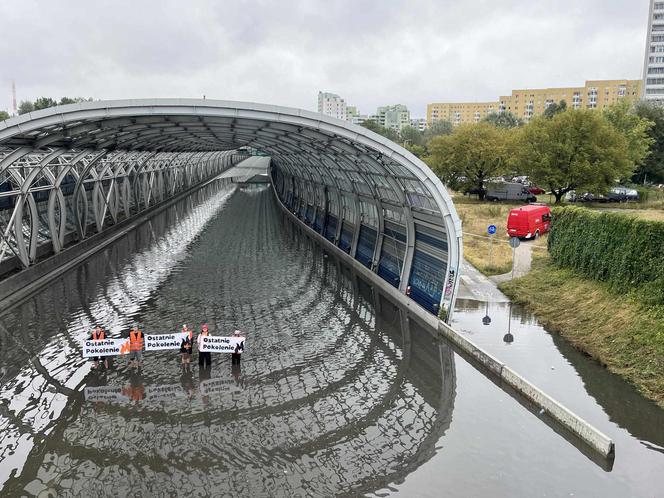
[231,329,244,366]
[128,326,143,369]
[181,363,195,398]
[180,324,193,368]
[197,324,212,369]
[123,370,145,402]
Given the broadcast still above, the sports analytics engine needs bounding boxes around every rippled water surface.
[0,182,662,497]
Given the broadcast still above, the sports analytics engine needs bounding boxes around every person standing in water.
[197,324,212,369]
[231,329,244,366]
[89,325,105,369]
[180,324,193,369]
[128,326,144,370]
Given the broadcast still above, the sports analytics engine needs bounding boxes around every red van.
[507,204,551,239]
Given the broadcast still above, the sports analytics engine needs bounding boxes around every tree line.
[422,100,664,202]
[0,97,94,120]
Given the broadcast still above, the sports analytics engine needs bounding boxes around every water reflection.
[0,186,456,497]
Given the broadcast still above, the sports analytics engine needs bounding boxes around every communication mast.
[11,80,17,116]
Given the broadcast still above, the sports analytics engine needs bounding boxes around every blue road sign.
[487,225,497,235]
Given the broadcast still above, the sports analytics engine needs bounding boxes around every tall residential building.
[317,91,347,120]
[426,102,499,126]
[643,0,664,104]
[376,104,410,131]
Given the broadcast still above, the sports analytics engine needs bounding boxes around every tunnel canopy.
[0,99,462,314]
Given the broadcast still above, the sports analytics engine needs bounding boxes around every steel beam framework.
[0,99,462,316]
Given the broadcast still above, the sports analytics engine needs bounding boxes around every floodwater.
[0,182,662,497]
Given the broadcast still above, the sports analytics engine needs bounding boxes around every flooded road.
[0,182,662,497]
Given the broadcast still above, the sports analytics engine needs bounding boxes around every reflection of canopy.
[0,99,462,315]
[0,245,456,497]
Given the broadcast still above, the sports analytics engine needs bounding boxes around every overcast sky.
[0,0,651,117]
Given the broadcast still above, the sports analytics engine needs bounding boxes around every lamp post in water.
[503,302,514,343]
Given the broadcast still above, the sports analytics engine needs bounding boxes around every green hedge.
[548,207,664,304]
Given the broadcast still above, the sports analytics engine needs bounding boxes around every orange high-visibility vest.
[129,330,143,351]
[92,329,105,340]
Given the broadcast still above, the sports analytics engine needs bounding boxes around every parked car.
[507,204,552,239]
[528,186,546,195]
[486,182,537,202]
[608,186,639,202]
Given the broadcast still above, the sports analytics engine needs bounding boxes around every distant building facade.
[643,0,664,104]
[427,79,642,126]
[376,104,410,131]
[410,118,428,131]
[426,102,498,126]
[318,91,347,120]
[500,80,641,121]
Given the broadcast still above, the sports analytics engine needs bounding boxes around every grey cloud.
[0,0,650,117]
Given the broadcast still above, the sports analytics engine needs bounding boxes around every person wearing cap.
[180,324,193,368]
[197,324,212,368]
[89,325,104,368]
[231,330,244,366]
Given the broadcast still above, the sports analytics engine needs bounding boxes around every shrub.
[548,207,664,303]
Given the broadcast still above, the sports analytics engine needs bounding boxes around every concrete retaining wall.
[271,182,615,462]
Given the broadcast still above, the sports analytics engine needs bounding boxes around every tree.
[483,111,522,128]
[59,96,93,105]
[423,120,453,142]
[428,122,511,200]
[33,97,58,110]
[0,111,9,121]
[603,100,654,182]
[634,101,664,184]
[361,119,400,142]
[405,143,427,158]
[516,110,633,203]
[18,100,34,115]
[542,100,568,119]
[399,125,424,147]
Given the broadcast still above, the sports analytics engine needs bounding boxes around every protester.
[89,326,106,369]
[180,324,193,368]
[197,324,212,368]
[128,326,144,369]
[231,329,244,366]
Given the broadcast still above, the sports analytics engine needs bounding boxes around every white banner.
[84,386,130,404]
[144,332,189,351]
[199,336,246,353]
[83,338,129,358]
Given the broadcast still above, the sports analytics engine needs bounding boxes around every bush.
[548,207,664,302]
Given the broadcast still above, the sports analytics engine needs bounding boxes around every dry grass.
[454,198,548,275]
[610,209,664,222]
[499,254,664,408]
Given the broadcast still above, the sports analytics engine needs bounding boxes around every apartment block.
[318,91,347,121]
[376,104,410,131]
[426,102,499,126]
[499,80,641,121]
[643,0,664,103]
[427,79,642,126]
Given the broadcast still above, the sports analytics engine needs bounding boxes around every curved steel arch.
[0,98,462,316]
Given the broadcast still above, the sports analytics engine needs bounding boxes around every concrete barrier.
[272,183,615,462]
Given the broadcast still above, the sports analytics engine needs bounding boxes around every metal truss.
[0,147,242,270]
[0,99,462,316]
